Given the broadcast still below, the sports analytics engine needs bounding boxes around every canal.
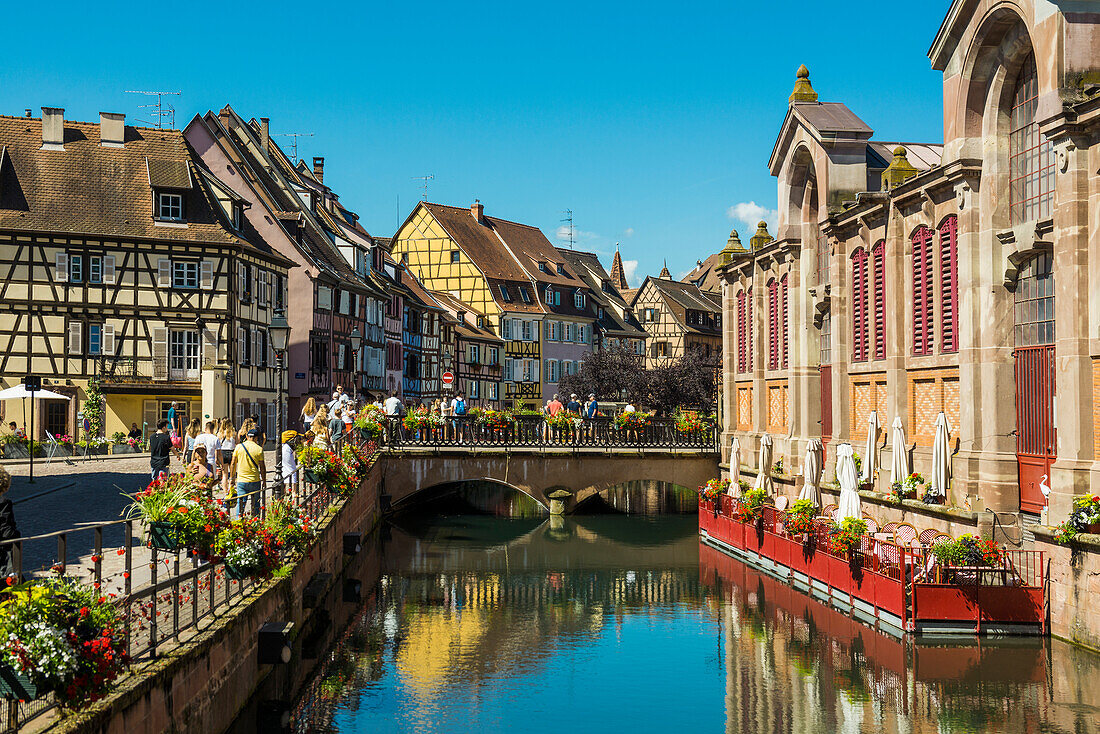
[234,483,1100,733]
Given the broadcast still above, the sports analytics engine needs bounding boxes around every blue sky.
[1,1,949,286]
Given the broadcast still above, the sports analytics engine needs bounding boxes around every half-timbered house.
[631,270,722,370]
[0,109,293,438]
[429,291,503,409]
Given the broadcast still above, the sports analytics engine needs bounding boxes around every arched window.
[872,241,886,360]
[767,278,779,370]
[851,248,868,362]
[911,226,934,355]
[780,273,789,368]
[939,216,959,353]
[1009,54,1054,224]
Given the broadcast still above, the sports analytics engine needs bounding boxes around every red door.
[820,365,832,445]
[1013,253,1055,514]
[1014,346,1054,513]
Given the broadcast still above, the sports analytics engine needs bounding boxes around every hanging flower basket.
[302,468,322,484]
[223,563,249,581]
[0,662,39,701]
[147,521,183,552]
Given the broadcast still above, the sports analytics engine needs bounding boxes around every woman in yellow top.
[229,427,266,516]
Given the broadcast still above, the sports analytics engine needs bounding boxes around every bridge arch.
[390,477,548,515]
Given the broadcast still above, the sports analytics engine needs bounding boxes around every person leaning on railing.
[0,465,17,580]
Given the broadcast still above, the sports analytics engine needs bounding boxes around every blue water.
[291,514,1100,734]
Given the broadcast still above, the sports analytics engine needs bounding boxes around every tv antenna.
[124,90,181,129]
[275,132,314,163]
[412,174,434,201]
[561,209,575,249]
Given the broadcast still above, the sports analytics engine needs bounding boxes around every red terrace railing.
[698,498,1046,636]
[0,433,378,733]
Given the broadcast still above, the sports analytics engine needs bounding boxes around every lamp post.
[269,311,291,494]
[349,327,363,402]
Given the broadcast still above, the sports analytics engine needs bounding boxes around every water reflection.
[276,516,1100,734]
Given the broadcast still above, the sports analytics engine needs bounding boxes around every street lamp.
[269,311,291,496]
[349,327,363,401]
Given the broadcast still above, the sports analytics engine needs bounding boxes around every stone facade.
[718,0,1100,525]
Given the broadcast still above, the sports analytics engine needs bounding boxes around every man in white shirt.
[281,431,299,500]
[384,392,402,416]
[195,421,221,474]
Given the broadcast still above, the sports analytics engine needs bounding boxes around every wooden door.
[1013,253,1055,514]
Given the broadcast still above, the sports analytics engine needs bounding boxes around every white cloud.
[622,260,639,288]
[726,201,778,235]
[623,227,634,238]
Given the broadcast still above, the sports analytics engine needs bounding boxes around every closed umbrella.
[860,411,879,486]
[752,434,774,496]
[729,437,742,496]
[797,439,824,509]
[930,412,952,501]
[836,443,861,520]
[889,416,909,487]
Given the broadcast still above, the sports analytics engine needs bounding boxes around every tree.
[558,345,647,402]
[644,346,718,414]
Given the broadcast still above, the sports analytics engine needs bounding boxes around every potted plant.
[930,533,1004,583]
[0,575,128,707]
[699,478,730,503]
[1053,494,1100,544]
[122,475,228,556]
[353,405,385,440]
[734,488,767,525]
[675,411,713,435]
[829,517,868,565]
[297,444,335,485]
[215,516,280,581]
[614,411,651,431]
[785,499,817,538]
[264,500,313,556]
[478,409,515,434]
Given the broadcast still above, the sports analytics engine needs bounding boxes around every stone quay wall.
[1033,529,1100,654]
[59,469,383,734]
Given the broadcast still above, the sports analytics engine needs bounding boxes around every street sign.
[295,372,306,380]
[441,371,455,386]
[23,375,41,392]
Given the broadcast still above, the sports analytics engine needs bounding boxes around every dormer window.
[232,204,242,230]
[556,264,566,275]
[538,261,548,273]
[544,287,553,304]
[157,192,185,221]
[477,316,485,328]
[499,284,512,302]
[519,287,532,304]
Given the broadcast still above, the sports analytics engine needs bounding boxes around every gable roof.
[679,252,725,293]
[556,248,646,338]
[0,114,282,261]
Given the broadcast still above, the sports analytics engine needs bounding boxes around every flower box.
[224,563,249,581]
[0,445,29,459]
[147,520,183,551]
[302,468,322,484]
[0,664,39,701]
[111,445,139,454]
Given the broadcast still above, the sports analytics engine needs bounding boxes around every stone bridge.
[376,446,719,513]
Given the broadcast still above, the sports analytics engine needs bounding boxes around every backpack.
[454,399,467,416]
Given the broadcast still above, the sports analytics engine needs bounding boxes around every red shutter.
[780,274,789,368]
[872,241,886,360]
[911,227,935,355]
[851,249,868,362]
[767,279,778,370]
[747,287,753,371]
[939,216,958,353]
[737,291,746,373]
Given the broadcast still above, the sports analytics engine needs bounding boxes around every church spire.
[609,242,629,290]
[659,260,672,279]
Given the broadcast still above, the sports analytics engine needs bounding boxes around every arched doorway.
[1013,252,1054,514]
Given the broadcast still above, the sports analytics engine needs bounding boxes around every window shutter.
[68,321,82,354]
[152,327,169,379]
[143,399,158,430]
[767,279,778,370]
[102,325,115,356]
[872,241,886,360]
[911,227,934,355]
[158,259,171,287]
[238,263,246,299]
[253,330,261,367]
[202,328,217,366]
[852,249,868,361]
[237,328,246,365]
[531,359,540,382]
[780,274,789,368]
[55,252,68,282]
[939,216,959,353]
[251,266,259,302]
[200,260,214,290]
[101,255,116,285]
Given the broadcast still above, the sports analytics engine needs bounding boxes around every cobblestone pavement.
[3,450,278,576]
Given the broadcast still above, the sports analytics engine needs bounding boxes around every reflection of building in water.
[576,480,698,515]
[703,544,1099,734]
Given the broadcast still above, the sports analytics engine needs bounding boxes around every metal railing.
[0,432,375,732]
[377,415,719,451]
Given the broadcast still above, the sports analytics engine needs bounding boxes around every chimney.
[260,117,270,154]
[40,107,65,151]
[471,199,484,224]
[99,112,125,148]
[24,109,31,118]
[312,156,324,183]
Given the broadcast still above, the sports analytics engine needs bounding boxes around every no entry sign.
[441,371,455,386]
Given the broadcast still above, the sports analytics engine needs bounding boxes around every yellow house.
[391,201,548,410]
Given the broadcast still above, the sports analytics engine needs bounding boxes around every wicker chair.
[881,521,899,535]
[863,516,879,535]
[774,495,789,511]
[893,522,919,547]
[823,503,839,515]
[930,532,953,547]
[917,528,940,546]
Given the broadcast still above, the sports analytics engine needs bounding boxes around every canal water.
[236,484,1100,733]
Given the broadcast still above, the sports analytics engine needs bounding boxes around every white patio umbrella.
[797,439,824,509]
[860,411,879,485]
[752,434,774,496]
[0,385,72,401]
[728,437,742,496]
[889,415,909,487]
[930,412,952,500]
[836,443,861,520]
